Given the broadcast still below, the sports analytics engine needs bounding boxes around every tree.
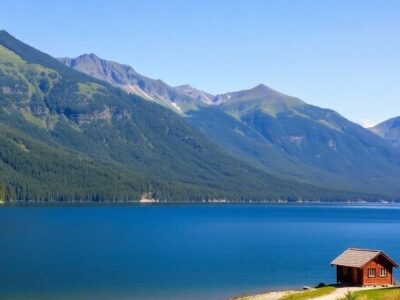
[0,182,6,202]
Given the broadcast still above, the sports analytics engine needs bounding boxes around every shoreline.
[1,200,400,208]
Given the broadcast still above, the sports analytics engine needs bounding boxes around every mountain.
[0,30,347,202]
[370,117,400,148]
[174,84,214,104]
[189,84,400,194]
[59,54,157,100]
[58,54,400,196]
[58,54,208,113]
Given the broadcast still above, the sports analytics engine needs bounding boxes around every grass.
[0,44,59,95]
[353,287,400,300]
[22,111,46,129]
[0,44,24,64]
[280,286,336,300]
[78,82,105,98]
[233,286,336,300]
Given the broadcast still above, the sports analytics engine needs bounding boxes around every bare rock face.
[59,54,138,87]
[73,106,112,125]
[174,84,214,104]
[58,54,207,112]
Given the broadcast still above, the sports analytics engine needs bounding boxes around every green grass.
[22,111,46,129]
[280,286,336,300]
[0,44,24,64]
[353,287,400,300]
[0,44,59,95]
[78,82,105,98]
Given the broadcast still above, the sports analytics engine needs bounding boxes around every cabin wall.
[361,257,393,286]
[337,266,362,285]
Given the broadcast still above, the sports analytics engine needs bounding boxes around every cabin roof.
[331,248,399,268]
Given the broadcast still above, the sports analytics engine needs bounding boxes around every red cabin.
[331,248,398,286]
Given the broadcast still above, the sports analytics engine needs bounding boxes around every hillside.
[370,116,400,148]
[0,123,162,201]
[0,30,350,202]
[193,84,400,193]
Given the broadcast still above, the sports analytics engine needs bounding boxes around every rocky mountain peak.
[174,84,214,104]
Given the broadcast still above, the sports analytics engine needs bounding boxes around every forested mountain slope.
[61,53,400,196]
[191,84,400,194]
[0,30,352,202]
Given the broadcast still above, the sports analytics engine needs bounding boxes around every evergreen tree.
[0,182,5,202]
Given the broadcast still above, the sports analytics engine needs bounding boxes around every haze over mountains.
[59,53,400,196]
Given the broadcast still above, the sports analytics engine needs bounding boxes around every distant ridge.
[174,84,214,104]
[370,116,400,148]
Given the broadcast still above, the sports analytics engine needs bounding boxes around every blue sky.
[1,0,400,126]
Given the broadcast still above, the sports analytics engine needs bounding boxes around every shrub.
[337,291,356,300]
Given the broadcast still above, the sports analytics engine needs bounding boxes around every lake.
[0,204,399,299]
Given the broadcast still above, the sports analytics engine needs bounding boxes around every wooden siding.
[362,256,394,286]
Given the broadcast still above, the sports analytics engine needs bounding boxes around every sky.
[1,0,400,126]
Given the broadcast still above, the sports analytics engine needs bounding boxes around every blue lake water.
[0,204,399,299]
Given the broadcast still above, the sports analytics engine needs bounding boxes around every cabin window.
[380,268,387,277]
[368,268,376,277]
[343,267,348,275]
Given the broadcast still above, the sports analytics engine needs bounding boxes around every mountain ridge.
[58,51,400,196]
[174,84,214,104]
[57,53,207,113]
[58,54,301,109]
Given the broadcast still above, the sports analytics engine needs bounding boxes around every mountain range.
[1,30,347,202]
[59,53,400,197]
[0,30,399,201]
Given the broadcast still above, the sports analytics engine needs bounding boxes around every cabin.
[331,248,398,286]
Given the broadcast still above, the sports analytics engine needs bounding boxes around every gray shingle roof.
[331,248,398,268]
